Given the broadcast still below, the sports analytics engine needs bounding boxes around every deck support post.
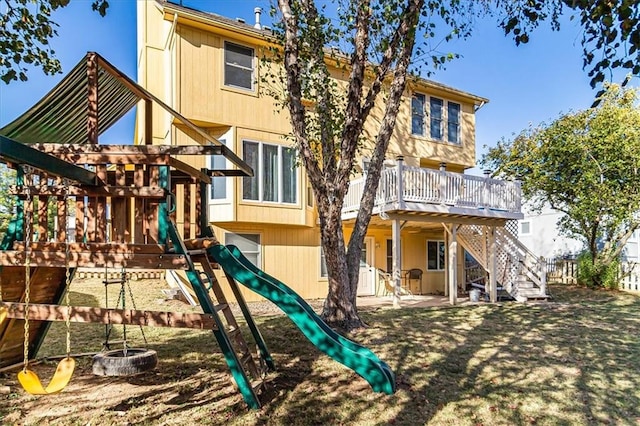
[396,156,405,210]
[488,225,497,303]
[448,224,458,305]
[392,218,402,308]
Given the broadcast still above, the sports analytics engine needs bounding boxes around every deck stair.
[458,221,548,302]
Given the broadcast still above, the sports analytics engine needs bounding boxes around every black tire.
[92,348,158,376]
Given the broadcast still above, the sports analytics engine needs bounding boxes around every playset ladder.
[167,221,273,409]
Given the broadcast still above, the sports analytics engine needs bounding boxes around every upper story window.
[411,93,461,144]
[430,97,443,140]
[242,140,298,204]
[411,94,426,136]
[224,41,255,91]
[447,102,460,143]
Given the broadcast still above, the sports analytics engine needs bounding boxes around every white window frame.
[427,240,446,271]
[520,221,532,236]
[225,232,262,268]
[223,41,255,92]
[209,138,231,203]
[242,140,299,205]
[320,245,328,278]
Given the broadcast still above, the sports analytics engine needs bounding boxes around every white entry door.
[357,237,375,296]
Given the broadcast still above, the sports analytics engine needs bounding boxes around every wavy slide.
[208,244,396,395]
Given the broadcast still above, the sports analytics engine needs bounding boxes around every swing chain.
[125,276,148,347]
[22,175,32,372]
[63,178,72,356]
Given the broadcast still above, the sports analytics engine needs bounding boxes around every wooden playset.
[0,52,395,409]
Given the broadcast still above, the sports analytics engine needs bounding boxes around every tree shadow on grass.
[386,285,640,425]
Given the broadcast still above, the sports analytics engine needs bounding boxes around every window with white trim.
[242,140,298,204]
[427,240,446,271]
[520,221,531,235]
[210,139,227,200]
[411,94,461,144]
[224,41,255,91]
[226,233,261,267]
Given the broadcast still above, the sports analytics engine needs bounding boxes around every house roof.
[0,52,253,176]
[158,0,489,106]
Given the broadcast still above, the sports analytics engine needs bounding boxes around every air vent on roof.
[254,7,262,30]
[236,18,245,24]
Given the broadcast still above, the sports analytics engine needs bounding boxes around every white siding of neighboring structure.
[517,204,583,259]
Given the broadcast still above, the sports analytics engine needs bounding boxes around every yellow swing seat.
[17,357,76,395]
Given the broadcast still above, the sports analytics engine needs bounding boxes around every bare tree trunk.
[318,205,364,330]
[277,0,424,331]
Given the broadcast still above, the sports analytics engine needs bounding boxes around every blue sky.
[0,1,635,172]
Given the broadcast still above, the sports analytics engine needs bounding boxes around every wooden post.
[56,179,67,243]
[443,226,449,298]
[396,156,405,210]
[392,218,401,308]
[87,52,99,145]
[448,224,458,305]
[134,165,146,244]
[112,165,127,243]
[95,165,107,242]
[37,172,48,241]
[488,226,497,303]
[144,99,152,145]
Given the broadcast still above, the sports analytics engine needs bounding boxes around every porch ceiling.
[344,209,511,231]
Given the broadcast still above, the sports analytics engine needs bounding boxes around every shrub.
[577,251,620,290]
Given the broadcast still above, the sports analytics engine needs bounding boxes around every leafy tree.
[494,0,640,87]
[0,164,16,234]
[0,0,109,83]
[269,0,640,330]
[482,85,640,288]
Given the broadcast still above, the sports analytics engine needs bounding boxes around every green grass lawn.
[1,281,639,425]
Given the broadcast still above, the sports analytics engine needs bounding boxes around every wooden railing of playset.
[0,144,229,269]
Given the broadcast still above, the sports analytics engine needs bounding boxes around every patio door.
[357,237,376,296]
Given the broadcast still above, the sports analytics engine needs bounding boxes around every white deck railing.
[343,163,522,215]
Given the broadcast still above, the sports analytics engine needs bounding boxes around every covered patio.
[343,157,546,306]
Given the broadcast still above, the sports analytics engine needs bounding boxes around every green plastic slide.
[208,244,396,395]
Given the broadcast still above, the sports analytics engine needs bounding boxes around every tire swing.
[92,270,157,376]
[17,180,76,395]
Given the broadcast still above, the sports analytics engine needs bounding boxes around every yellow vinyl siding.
[212,224,328,302]
[176,26,292,134]
[138,2,484,301]
[344,227,465,295]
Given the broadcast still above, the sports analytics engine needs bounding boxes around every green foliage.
[494,0,640,87]
[577,251,620,290]
[0,164,17,234]
[0,0,109,83]
[484,84,640,288]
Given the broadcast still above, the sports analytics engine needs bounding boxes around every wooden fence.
[546,257,640,292]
